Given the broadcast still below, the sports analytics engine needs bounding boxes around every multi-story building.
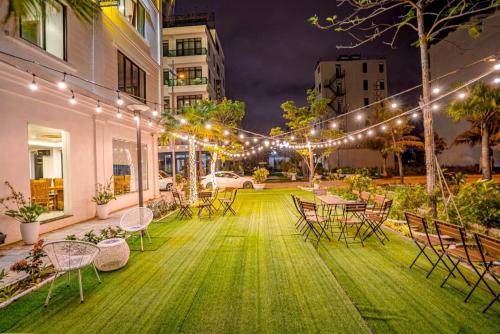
[159,15,226,175]
[0,0,163,245]
[314,55,393,169]
[429,13,500,167]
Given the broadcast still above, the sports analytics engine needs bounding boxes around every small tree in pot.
[92,179,116,219]
[252,168,269,190]
[0,182,46,245]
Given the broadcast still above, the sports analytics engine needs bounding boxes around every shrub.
[328,187,358,200]
[454,180,500,229]
[147,197,176,219]
[0,181,46,223]
[66,226,126,244]
[344,174,372,192]
[92,178,116,205]
[388,185,429,220]
[10,240,48,282]
[253,168,269,184]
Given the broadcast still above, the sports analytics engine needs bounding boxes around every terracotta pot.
[20,221,40,245]
[96,204,109,220]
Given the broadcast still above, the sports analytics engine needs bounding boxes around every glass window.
[118,51,146,102]
[175,38,203,56]
[119,0,146,37]
[363,80,368,91]
[177,95,202,108]
[362,62,368,73]
[176,67,202,80]
[378,80,385,90]
[112,139,148,195]
[379,63,384,73]
[28,124,70,221]
[364,98,369,106]
[137,2,145,37]
[20,2,66,60]
[162,41,169,56]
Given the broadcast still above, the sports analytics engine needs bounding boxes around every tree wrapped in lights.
[271,89,342,186]
[309,0,499,194]
[446,82,500,180]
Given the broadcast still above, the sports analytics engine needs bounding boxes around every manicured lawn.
[0,189,498,333]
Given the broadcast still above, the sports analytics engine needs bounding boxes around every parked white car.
[201,171,255,189]
[158,170,173,191]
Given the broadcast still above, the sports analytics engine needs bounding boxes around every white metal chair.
[119,207,154,252]
[43,240,101,305]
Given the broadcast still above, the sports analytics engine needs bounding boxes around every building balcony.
[164,48,208,57]
[165,77,208,87]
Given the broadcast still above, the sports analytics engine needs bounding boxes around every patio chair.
[434,221,472,287]
[173,190,192,219]
[196,191,215,217]
[362,199,392,244]
[404,212,455,278]
[360,191,371,204]
[43,240,101,305]
[220,189,238,216]
[473,233,499,313]
[338,202,367,247]
[366,194,385,213]
[299,200,331,247]
[119,207,153,252]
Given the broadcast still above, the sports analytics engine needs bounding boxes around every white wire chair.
[43,240,101,306]
[119,207,154,251]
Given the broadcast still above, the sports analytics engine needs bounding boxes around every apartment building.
[429,13,500,167]
[159,16,226,175]
[314,55,393,169]
[0,0,163,244]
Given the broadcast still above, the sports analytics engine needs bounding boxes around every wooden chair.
[360,191,371,204]
[173,191,192,219]
[366,194,385,214]
[220,189,238,216]
[363,200,392,244]
[470,233,499,312]
[52,178,64,210]
[30,179,51,210]
[196,192,215,217]
[113,176,124,195]
[404,212,455,278]
[338,202,367,247]
[298,200,331,247]
[123,175,131,193]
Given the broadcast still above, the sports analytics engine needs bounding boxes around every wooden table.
[317,195,360,222]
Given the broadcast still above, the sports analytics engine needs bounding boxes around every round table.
[95,238,130,271]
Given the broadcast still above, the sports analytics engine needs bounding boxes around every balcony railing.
[165,77,208,86]
[165,48,208,57]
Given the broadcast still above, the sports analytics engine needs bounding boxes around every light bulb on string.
[239,133,245,139]
[368,130,373,136]
[95,100,102,113]
[253,138,258,143]
[160,128,165,133]
[494,77,500,84]
[57,73,67,90]
[290,135,295,140]
[494,63,500,70]
[69,90,76,105]
[458,92,466,99]
[204,138,208,142]
[396,119,403,125]
[331,122,337,128]
[432,87,441,95]
[310,128,316,135]
[148,119,153,127]
[432,104,439,111]
[116,91,124,106]
[223,140,229,145]
[180,118,187,124]
[343,138,348,143]
[391,103,398,109]
[264,140,270,147]
[381,125,387,131]
[357,134,362,139]
[412,112,419,119]
[245,141,249,146]
[205,122,211,129]
[116,108,122,118]
[223,130,229,136]
[152,104,159,117]
[29,74,38,91]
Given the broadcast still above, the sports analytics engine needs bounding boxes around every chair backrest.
[120,207,153,229]
[376,199,393,221]
[300,201,317,212]
[352,189,360,197]
[373,194,385,207]
[475,233,500,261]
[199,192,212,199]
[360,191,371,203]
[53,178,64,188]
[434,220,462,243]
[43,240,100,271]
[344,202,367,213]
[229,189,238,203]
[291,195,301,213]
[404,212,429,240]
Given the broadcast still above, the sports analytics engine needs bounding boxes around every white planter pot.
[290,173,297,181]
[313,183,320,190]
[96,204,109,220]
[20,221,40,245]
[253,184,266,190]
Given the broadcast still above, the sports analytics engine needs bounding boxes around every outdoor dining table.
[316,195,360,222]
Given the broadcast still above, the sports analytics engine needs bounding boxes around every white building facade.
[0,0,163,245]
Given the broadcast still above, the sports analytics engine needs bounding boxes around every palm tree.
[2,0,99,24]
[434,132,448,156]
[446,82,500,180]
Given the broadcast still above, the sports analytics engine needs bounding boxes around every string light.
[432,104,439,111]
[381,125,387,131]
[95,100,102,113]
[290,135,295,140]
[239,133,245,139]
[180,118,187,124]
[223,130,229,136]
[224,140,229,145]
[396,119,403,125]
[29,74,38,91]
[494,77,500,84]
[152,104,158,117]
[331,123,337,128]
[356,114,363,120]
[458,92,466,99]
[116,91,124,106]
[264,140,270,147]
[357,134,362,139]
[205,122,212,129]
[367,130,373,136]
[116,108,122,118]
[253,138,258,143]
[69,90,76,105]
[148,119,153,127]
[432,87,441,94]
[391,103,398,109]
[245,141,249,146]
[57,73,67,90]
[160,128,165,133]
[310,129,316,135]
[412,112,419,118]
[494,63,500,70]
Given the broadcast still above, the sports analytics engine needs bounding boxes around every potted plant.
[0,182,46,245]
[288,166,299,181]
[252,168,269,190]
[92,179,116,220]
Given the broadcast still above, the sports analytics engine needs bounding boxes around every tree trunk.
[308,146,315,186]
[198,146,203,177]
[397,153,404,184]
[480,122,491,180]
[170,137,176,190]
[381,153,387,177]
[210,149,218,188]
[188,137,198,204]
[416,7,436,195]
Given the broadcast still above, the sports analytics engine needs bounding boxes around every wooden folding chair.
[404,213,455,278]
[290,195,305,229]
[220,189,238,216]
[173,190,192,219]
[299,200,331,247]
[468,233,499,312]
[366,194,385,214]
[338,202,367,247]
[433,220,471,285]
[196,191,215,217]
[362,199,392,244]
[360,191,371,204]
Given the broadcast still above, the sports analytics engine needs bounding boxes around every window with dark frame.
[119,0,146,38]
[362,62,368,73]
[177,95,202,108]
[364,98,369,106]
[379,63,384,73]
[378,80,385,90]
[117,51,146,102]
[175,38,203,56]
[20,1,67,60]
[363,80,368,91]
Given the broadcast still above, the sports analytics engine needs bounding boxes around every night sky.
[175,0,422,134]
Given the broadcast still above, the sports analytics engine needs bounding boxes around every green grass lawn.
[0,189,498,333]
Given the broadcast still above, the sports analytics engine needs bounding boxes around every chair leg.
[93,264,101,283]
[45,273,58,307]
[483,294,499,313]
[140,232,144,252]
[78,269,84,303]
[145,229,152,243]
[67,271,71,287]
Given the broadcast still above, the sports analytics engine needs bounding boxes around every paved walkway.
[0,210,126,288]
